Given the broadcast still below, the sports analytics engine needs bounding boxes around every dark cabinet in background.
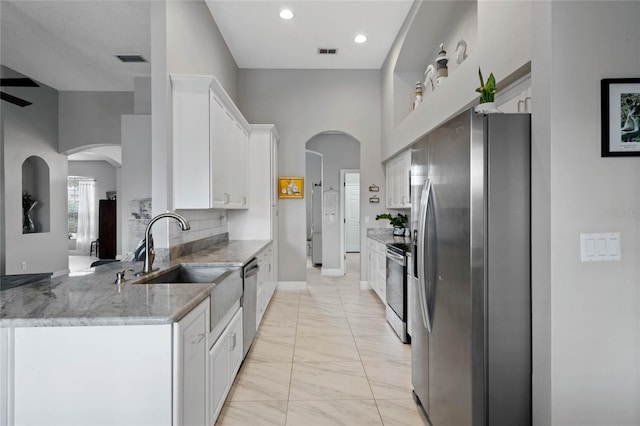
[98,199,117,259]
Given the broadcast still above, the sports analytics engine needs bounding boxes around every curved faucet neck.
[141,212,191,274]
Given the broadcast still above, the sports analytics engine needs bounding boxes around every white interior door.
[345,173,360,253]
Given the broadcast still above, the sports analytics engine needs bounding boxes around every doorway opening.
[305,132,360,277]
[341,170,360,274]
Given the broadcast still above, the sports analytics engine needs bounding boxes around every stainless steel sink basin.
[135,264,234,284]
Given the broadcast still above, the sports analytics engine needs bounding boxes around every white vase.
[475,102,501,114]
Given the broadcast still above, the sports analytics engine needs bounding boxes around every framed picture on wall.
[278,177,304,198]
[601,78,640,157]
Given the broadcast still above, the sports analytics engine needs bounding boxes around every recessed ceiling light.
[279,9,294,20]
[354,34,368,44]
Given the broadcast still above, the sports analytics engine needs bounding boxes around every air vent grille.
[116,55,147,63]
[317,48,338,55]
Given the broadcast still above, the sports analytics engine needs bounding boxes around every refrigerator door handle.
[417,179,433,333]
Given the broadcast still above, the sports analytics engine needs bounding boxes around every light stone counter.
[367,228,412,246]
[0,239,271,328]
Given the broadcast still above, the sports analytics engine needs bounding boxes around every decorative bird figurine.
[424,64,436,91]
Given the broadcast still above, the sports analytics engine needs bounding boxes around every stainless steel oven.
[386,242,410,343]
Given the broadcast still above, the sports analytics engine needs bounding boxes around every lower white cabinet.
[367,238,387,303]
[256,243,276,328]
[174,298,209,426]
[209,307,243,423]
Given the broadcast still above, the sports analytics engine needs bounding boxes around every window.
[67,176,94,239]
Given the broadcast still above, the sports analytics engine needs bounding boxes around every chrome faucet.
[139,212,191,275]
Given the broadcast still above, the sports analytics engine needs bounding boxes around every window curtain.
[76,180,96,254]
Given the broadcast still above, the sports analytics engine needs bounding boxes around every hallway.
[216,254,428,425]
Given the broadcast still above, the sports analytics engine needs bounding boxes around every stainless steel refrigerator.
[410,109,531,426]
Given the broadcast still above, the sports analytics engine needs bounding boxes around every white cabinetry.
[367,238,387,303]
[209,307,243,423]
[172,74,251,209]
[228,125,279,239]
[1,299,216,426]
[256,243,277,327]
[228,125,279,288]
[173,298,209,426]
[385,149,411,209]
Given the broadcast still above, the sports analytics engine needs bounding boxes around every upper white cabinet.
[228,125,280,285]
[228,125,279,239]
[386,149,411,209]
[172,74,251,209]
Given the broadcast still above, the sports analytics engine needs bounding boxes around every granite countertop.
[0,239,271,328]
[366,228,412,246]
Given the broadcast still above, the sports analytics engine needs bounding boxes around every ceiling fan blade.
[0,78,39,87]
[0,91,33,107]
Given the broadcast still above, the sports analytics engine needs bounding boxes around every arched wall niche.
[21,155,50,233]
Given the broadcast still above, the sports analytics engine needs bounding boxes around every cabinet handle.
[242,196,247,206]
[192,333,205,344]
[224,193,230,204]
[229,332,236,350]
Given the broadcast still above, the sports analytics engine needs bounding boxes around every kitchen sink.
[135,264,235,284]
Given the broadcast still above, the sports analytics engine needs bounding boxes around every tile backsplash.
[171,209,228,246]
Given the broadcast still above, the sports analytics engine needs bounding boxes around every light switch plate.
[580,233,621,262]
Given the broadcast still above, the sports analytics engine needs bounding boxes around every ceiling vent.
[116,54,147,63]
[317,48,338,55]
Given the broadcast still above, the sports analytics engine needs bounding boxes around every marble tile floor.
[216,253,429,426]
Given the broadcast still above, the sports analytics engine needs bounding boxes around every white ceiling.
[1,1,412,94]
[206,0,413,69]
[1,0,150,91]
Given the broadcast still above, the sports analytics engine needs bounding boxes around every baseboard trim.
[321,268,344,276]
[277,281,307,290]
[360,281,370,290]
[53,269,70,278]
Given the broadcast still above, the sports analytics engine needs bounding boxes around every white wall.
[306,133,360,271]
[305,151,322,240]
[151,0,238,252]
[58,91,133,154]
[120,115,151,255]
[238,69,384,281]
[532,2,640,424]
[382,0,531,161]
[1,66,68,275]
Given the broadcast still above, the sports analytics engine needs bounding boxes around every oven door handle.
[386,249,406,265]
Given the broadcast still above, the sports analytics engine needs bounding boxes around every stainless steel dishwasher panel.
[242,258,259,357]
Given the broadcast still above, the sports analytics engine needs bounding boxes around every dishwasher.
[242,258,259,357]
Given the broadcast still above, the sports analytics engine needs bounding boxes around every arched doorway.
[305,131,361,276]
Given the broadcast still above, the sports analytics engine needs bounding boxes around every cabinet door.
[223,123,249,208]
[209,331,230,423]
[210,93,227,208]
[228,308,244,378]
[385,160,394,208]
[399,151,411,207]
[176,299,208,426]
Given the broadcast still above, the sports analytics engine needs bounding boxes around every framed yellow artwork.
[278,177,304,198]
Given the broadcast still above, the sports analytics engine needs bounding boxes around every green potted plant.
[375,213,408,236]
[475,68,500,113]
